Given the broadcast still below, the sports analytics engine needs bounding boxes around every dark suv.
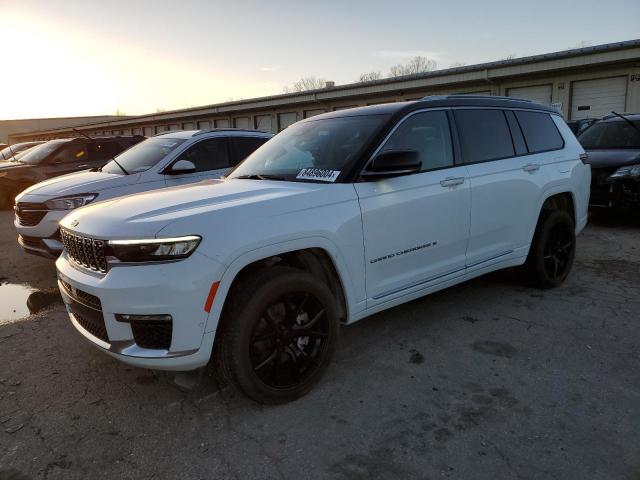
[579,113,640,210]
[0,136,144,208]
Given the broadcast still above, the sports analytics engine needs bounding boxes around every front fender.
[203,235,366,333]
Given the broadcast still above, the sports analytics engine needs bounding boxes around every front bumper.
[590,169,640,209]
[56,251,224,371]
[15,209,66,257]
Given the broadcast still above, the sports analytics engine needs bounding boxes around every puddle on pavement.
[0,279,62,324]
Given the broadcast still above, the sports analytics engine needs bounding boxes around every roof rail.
[192,128,270,137]
[421,94,533,102]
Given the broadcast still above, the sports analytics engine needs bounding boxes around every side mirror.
[168,159,196,174]
[362,150,421,180]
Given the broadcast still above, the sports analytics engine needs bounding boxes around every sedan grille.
[60,229,108,273]
[15,202,48,226]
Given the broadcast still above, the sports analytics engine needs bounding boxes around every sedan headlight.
[107,235,201,262]
[608,164,640,180]
[45,194,97,210]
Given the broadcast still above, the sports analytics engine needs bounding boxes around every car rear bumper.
[590,180,640,209]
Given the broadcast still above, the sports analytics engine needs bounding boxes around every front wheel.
[522,209,576,289]
[217,266,339,404]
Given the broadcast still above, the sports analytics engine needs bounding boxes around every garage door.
[507,85,552,105]
[278,112,298,130]
[570,77,627,120]
[255,114,273,131]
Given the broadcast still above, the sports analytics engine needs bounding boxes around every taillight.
[579,153,589,164]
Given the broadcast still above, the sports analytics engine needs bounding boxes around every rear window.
[454,109,515,163]
[578,120,640,149]
[515,111,564,153]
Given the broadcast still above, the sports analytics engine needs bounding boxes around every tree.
[115,109,126,116]
[283,76,328,93]
[358,71,382,82]
[389,56,437,77]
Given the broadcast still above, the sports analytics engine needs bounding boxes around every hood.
[0,160,31,172]
[60,179,342,239]
[19,170,139,198]
[585,149,640,169]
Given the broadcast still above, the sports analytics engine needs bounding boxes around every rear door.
[355,109,471,304]
[455,109,553,270]
[163,137,231,187]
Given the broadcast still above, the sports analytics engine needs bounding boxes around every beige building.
[1,115,130,144]
[9,39,640,143]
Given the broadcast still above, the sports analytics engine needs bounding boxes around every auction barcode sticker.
[296,168,341,182]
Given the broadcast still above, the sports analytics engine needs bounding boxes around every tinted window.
[230,137,269,166]
[19,140,69,164]
[381,111,453,171]
[54,143,89,164]
[515,111,564,153]
[578,120,640,149]
[101,137,186,174]
[89,142,125,162]
[178,138,230,172]
[455,110,515,163]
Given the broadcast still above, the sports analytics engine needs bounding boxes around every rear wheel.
[217,266,339,404]
[523,209,576,289]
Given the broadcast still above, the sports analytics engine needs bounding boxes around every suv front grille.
[60,279,102,311]
[15,202,48,226]
[60,229,108,273]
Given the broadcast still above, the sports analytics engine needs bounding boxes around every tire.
[216,266,339,404]
[522,209,576,289]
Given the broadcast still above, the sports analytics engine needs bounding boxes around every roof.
[600,113,640,122]
[306,95,557,122]
[154,128,272,139]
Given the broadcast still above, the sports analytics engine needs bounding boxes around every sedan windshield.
[228,115,388,182]
[578,120,640,149]
[101,137,187,174]
[19,140,69,164]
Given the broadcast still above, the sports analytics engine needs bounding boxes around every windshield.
[19,140,69,164]
[578,120,640,149]
[228,115,388,182]
[101,137,187,174]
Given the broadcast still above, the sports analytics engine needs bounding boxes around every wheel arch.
[204,237,358,335]
[528,188,577,245]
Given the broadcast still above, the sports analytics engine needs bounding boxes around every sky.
[0,0,639,120]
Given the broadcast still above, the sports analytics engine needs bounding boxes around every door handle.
[522,163,540,172]
[440,177,465,187]
[77,164,89,169]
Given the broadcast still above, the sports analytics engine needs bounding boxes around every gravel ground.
[0,209,638,480]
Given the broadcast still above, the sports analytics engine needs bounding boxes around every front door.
[164,137,231,187]
[354,110,471,305]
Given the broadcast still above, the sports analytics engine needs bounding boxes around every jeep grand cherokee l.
[15,129,271,258]
[55,96,590,403]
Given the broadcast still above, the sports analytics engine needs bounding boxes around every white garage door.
[507,84,552,105]
[570,77,627,120]
[278,112,298,130]
[234,117,250,129]
[255,114,273,132]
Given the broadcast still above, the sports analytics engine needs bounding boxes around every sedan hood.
[585,149,640,169]
[60,179,344,239]
[19,170,138,198]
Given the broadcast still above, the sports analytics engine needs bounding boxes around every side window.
[454,109,515,163]
[178,138,229,172]
[89,142,124,162]
[54,143,89,163]
[230,137,269,166]
[515,111,564,153]
[381,110,453,171]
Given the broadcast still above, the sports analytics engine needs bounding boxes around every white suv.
[55,96,590,403]
[14,129,271,258]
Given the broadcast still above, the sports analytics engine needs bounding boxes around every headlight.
[107,235,201,262]
[45,194,97,210]
[608,164,640,180]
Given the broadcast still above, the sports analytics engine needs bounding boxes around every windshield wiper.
[109,157,129,175]
[611,111,640,134]
[234,174,285,181]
